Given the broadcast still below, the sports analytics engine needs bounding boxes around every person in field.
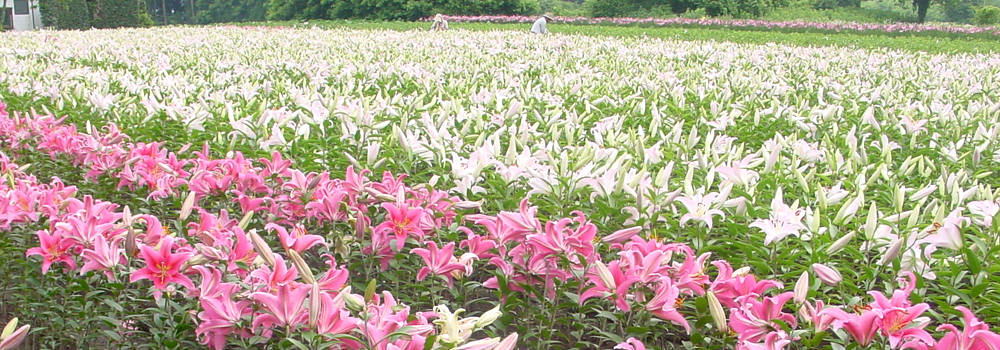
[530,13,553,34]
[430,14,449,31]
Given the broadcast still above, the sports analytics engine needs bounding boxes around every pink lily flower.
[799,300,838,332]
[934,306,1000,350]
[247,255,299,292]
[819,307,881,347]
[340,166,371,197]
[710,261,783,308]
[526,212,597,264]
[26,229,78,274]
[266,223,327,253]
[496,199,543,240]
[580,260,640,311]
[376,202,425,251]
[312,292,360,337]
[226,227,258,275]
[197,283,252,349]
[129,235,195,291]
[868,272,935,348]
[738,331,792,350]
[458,228,499,260]
[877,305,934,348]
[259,151,293,179]
[250,282,310,331]
[729,292,797,343]
[411,241,468,287]
[80,234,125,280]
[615,337,647,350]
[370,171,409,198]
[644,279,691,333]
[315,254,350,292]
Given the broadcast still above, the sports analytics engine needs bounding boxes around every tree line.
[34,0,977,30]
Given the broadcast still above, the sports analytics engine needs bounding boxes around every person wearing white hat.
[430,13,449,31]
[530,13,553,34]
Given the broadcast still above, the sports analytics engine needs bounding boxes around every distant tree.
[913,0,931,21]
[195,0,266,23]
[39,0,112,29]
[88,0,148,28]
[585,0,699,17]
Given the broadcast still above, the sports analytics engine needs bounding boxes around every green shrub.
[974,5,1000,25]
[699,0,772,18]
[678,7,707,17]
[196,0,267,23]
[38,0,92,29]
[540,0,586,16]
[584,0,643,17]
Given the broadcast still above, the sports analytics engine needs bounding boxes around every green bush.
[584,0,643,17]
[38,0,92,29]
[700,0,772,18]
[89,0,149,28]
[974,5,1000,24]
[539,0,586,16]
[764,0,916,22]
[195,0,267,23]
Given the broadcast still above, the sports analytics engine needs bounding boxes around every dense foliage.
[36,0,151,29]
[37,0,91,29]
[973,4,1000,24]
[266,0,541,21]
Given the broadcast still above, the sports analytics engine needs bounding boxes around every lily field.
[0,25,999,350]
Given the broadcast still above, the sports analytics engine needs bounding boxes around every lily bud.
[247,229,275,267]
[309,283,321,329]
[593,261,616,290]
[811,263,842,286]
[879,238,905,265]
[706,291,728,333]
[794,271,810,304]
[124,229,139,259]
[121,205,134,228]
[1,318,18,339]
[340,287,365,312]
[364,279,377,303]
[197,244,228,261]
[474,304,503,328]
[0,322,29,350]
[495,333,519,350]
[602,227,641,244]
[456,337,499,350]
[287,250,316,284]
[453,201,482,210]
[238,210,254,230]
[182,254,211,270]
[910,185,937,201]
[732,266,751,277]
[179,191,197,221]
[863,202,878,240]
[825,231,855,255]
[374,193,397,202]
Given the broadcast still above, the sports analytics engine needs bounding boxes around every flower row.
[433,14,1000,35]
[2,96,999,349]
